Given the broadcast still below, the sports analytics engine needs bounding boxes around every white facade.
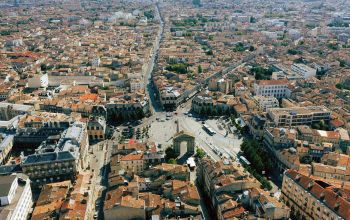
[0,174,33,220]
[253,95,279,112]
[253,80,290,99]
[130,79,145,92]
[291,63,316,79]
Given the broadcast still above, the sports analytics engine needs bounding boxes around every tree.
[192,0,201,6]
[197,65,202,74]
[206,50,213,55]
[165,147,177,161]
[196,148,206,158]
[168,158,177,164]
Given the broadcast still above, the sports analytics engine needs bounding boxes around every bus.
[239,156,251,166]
[202,124,216,136]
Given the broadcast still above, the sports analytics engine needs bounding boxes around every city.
[0,0,349,220]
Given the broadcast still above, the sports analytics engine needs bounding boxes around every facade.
[129,79,145,92]
[267,106,331,127]
[281,169,350,220]
[253,95,279,112]
[87,117,106,141]
[253,79,290,99]
[0,174,33,220]
[0,103,34,121]
[191,96,214,113]
[120,153,145,174]
[106,100,149,121]
[159,87,183,109]
[291,63,317,79]
[0,135,14,165]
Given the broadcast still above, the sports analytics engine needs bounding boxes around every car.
[188,113,192,117]
[93,212,98,219]
[184,112,188,115]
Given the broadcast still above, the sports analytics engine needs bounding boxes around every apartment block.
[0,174,33,220]
[253,95,279,112]
[291,63,317,79]
[267,106,331,127]
[281,169,350,220]
[254,79,290,99]
[21,122,89,187]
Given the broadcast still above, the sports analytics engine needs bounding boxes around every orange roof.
[79,93,98,101]
[222,206,245,218]
[120,153,143,161]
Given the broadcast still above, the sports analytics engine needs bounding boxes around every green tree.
[165,147,177,161]
[192,0,201,6]
[198,65,202,74]
[168,158,177,164]
[196,148,206,158]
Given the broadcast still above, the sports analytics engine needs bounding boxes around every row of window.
[89,135,104,139]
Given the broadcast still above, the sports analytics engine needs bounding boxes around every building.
[253,79,290,99]
[31,181,71,220]
[21,122,89,188]
[267,106,331,127]
[192,96,214,114]
[129,79,144,92]
[0,135,14,165]
[27,74,48,88]
[312,130,340,147]
[0,103,34,121]
[263,128,299,172]
[197,158,261,219]
[281,169,350,220]
[120,152,144,174]
[0,174,33,220]
[253,95,279,112]
[246,187,290,219]
[309,152,350,182]
[87,117,106,141]
[291,63,316,79]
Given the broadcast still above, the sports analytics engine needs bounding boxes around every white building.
[291,63,316,79]
[129,79,145,92]
[0,174,33,220]
[27,74,48,88]
[253,95,279,112]
[253,79,290,98]
[267,106,331,127]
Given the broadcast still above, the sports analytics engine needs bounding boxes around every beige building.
[281,169,350,220]
[312,130,340,147]
[120,153,144,174]
[253,95,279,112]
[267,106,331,127]
[87,117,106,141]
